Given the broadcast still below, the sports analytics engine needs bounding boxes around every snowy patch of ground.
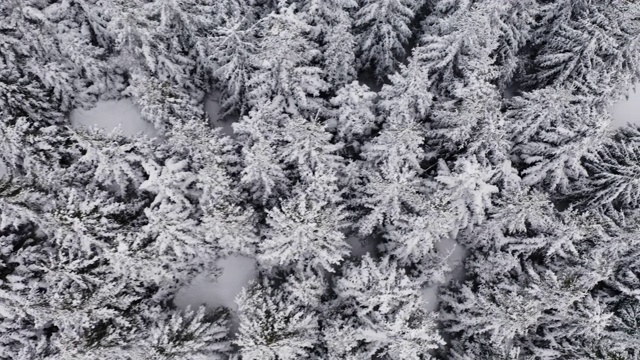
[205,92,237,137]
[174,255,257,312]
[420,236,467,313]
[435,235,467,282]
[421,286,440,313]
[345,233,378,258]
[69,99,158,138]
[611,87,640,128]
[0,160,6,179]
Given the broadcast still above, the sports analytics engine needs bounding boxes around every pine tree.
[440,263,593,358]
[124,73,205,134]
[136,156,222,290]
[246,4,328,117]
[428,79,509,164]
[212,0,256,28]
[436,157,499,231]
[418,1,506,94]
[381,198,455,271]
[352,87,440,266]
[0,179,53,358]
[0,0,113,112]
[1,186,132,358]
[28,0,120,109]
[107,0,216,85]
[328,81,378,151]
[168,121,259,256]
[69,128,154,198]
[137,306,232,360]
[0,1,93,186]
[0,166,235,359]
[298,0,358,88]
[210,17,258,117]
[322,14,358,88]
[420,1,512,162]
[232,102,291,206]
[356,165,429,236]
[360,115,426,174]
[439,174,634,359]
[377,48,434,126]
[574,134,640,211]
[490,0,539,92]
[507,86,609,193]
[235,274,323,360]
[608,298,640,357]
[239,140,291,206]
[277,115,344,180]
[353,0,416,82]
[324,255,444,359]
[529,0,640,99]
[258,181,350,273]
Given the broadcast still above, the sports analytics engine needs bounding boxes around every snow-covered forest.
[1,0,640,359]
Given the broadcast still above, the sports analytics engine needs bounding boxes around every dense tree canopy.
[1,0,640,359]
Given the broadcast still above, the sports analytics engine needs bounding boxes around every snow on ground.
[0,160,6,179]
[345,233,378,258]
[421,286,440,313]
[611,87,640,128]
[69,99,158,137]
[205,92,237,137]
[435,235,467,282]
[421,236,467,313]
[174,255,257,312]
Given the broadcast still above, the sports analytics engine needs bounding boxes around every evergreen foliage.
[2,0,640,358]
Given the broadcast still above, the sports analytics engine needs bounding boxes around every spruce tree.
[354,0,416,82]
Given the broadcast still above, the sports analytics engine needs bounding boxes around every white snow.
[420,286,440,313]
[174,255,257,311]
[420,236,467,313]
[0,160,6,179]
[205,92,237,136]
[611,88,640,128]
[69,99,157,137]
[435,235,467,282]
[345,233,377,258]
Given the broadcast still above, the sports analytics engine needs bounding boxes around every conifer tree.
[232,102,292,206]
[322,14,358,89]
[328,81,378,151]
[377,48,434,125]
[436,157,499,231]
[258,180,350,273]
[137,306,232,360]
[235,274,324,360]
[246,4,328,117]
[507,86,610,193]
[298,0,358,88]
[529,0,640,98]
[324,255,444,359]
[574,133,640,211]
[210,17,258,117]
[107,0,216,85]
[354,0,416,82]
[419,0,506,95]
[212,0,256,28]
[492,0,538,92]
[420,1,511,161]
